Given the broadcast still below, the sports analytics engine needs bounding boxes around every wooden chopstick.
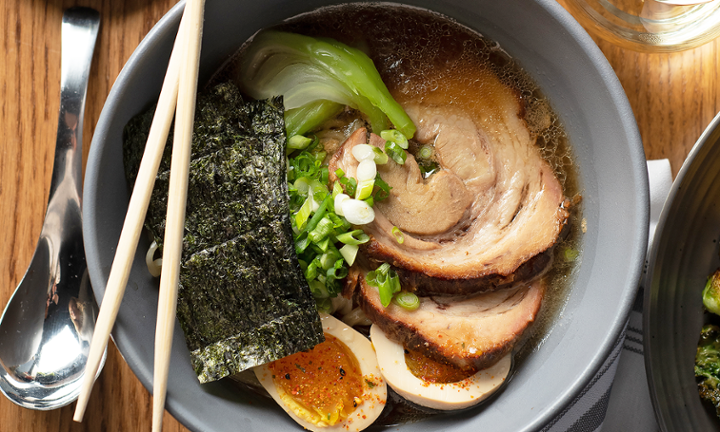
[72,10,188,424]
[151,0,205,431]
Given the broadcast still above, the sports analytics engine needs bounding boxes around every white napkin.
[544,159,672,432]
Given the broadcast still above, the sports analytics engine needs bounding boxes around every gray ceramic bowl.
[83,1,648,431]
[645,112,720,431]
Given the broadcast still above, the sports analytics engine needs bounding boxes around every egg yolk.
[404,348,477,383]
[269,334,364,426]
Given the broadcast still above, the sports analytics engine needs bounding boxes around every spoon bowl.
[0,7,103,410]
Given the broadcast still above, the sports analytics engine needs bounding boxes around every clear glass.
[563,0,720,52]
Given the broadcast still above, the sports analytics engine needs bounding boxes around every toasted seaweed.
[122,82,323,383]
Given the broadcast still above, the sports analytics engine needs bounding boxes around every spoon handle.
[47,8,100,204]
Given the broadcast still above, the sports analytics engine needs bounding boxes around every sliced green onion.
[316,236,331,253]
[332,181,344,198]
[564,248,579,262]
[336,229,370,245]
[294,232,310,254]
[381,129,409,149]
[341,198,375,225]
[320,250,339,270]
[313,150,327,162]
[320,166,329,185]
[355,179,375,200]
[309,279,330,299]
[356,159,377,182]
[366,263,401,307]
[334,193,350,216]
[372,147,388,165]
[393,292,420,310]
[328,213,348,230]
[339,244,359,266]
[288,134,313,150]
[306,196,331,233]
[308,216,334,243]
[385,141,407,165]
[335,168,345,178]
[363,196,374,207]
[295,195,314,229]
[305,258,321,281]
[294,177,311,196]
[351,144,376,162]
[373,175,391,201]
[298,259,308,272]
[392,226,405,244]
[339,176,357,196]
[308,178,329,199]
[419,145,433,159]
[327,261,349,281]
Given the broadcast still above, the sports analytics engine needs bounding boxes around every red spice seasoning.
[269,334,363,424]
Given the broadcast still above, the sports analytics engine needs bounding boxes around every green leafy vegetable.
[239,30,416,138]
[285,99,344,138]
[704,270,720,316]
[696,324,720,416]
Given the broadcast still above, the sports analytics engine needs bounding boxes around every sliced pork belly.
[331,67,568,296]
[356,274,545,371]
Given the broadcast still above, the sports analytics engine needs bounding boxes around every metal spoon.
[0,7,102,410]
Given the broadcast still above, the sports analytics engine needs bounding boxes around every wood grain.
[0,0,717,431]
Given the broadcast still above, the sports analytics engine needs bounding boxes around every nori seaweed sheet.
[122,82,323,383]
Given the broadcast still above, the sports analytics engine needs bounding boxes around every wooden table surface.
[0,1,718,431]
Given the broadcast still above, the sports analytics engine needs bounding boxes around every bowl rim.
[643,110,720,432]
[83,1,649,431]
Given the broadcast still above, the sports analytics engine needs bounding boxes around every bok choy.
[239,31,416,139]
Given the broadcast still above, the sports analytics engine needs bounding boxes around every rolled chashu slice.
[356,272,545,371]
[329,67,568,296]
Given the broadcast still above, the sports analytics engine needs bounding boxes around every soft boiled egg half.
[370,324,511,410]
[254,313,387,432]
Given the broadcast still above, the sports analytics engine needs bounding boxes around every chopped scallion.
[336,230,370,245]
[334,193,350,216]
[295,195,314,229]
[355,179,375,200]
[356,159,377,182]
[381,129,409,149]
[341,198,375,225]
[332,181,344,198]
[339,244,359,266]
[372,146,389,165]
[393,291,420,310]
[392,226,405,244]
[385,141,407,165]
[308,216,334,243]
[351,144,376,162]
[305,196,331,233]
[366,263,401,307]
[564,247,579,262]
[309,280,329,299]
